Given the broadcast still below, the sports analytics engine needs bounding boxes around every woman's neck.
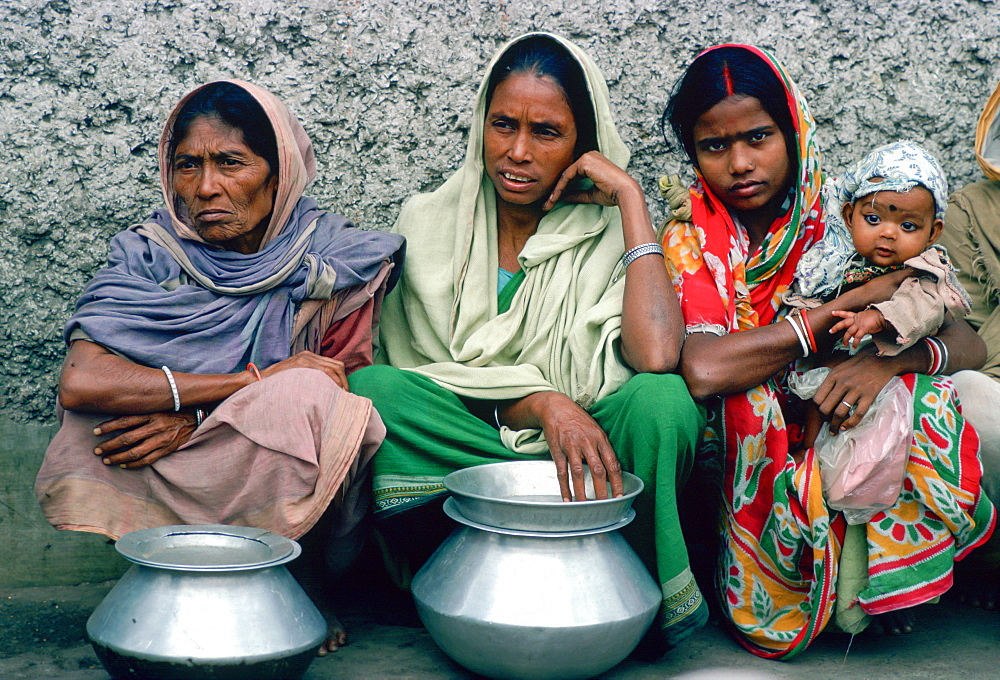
[738,211,771,256]
[496,200,543,271]
[735,192,787,256]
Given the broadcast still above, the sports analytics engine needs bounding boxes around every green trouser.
[350,365,708,645]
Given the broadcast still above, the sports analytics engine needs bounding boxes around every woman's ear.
[927,218,944,246]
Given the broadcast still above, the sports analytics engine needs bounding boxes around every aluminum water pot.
[86,525,327,680]
[412,499,661,680]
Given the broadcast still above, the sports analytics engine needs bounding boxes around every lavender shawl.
[65,80,404,374]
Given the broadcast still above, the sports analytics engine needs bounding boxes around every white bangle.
[195,408,205,427]
[621,242,665,269]
[494,404,502,430]
[786,316,809,358]
[161,366,181,412]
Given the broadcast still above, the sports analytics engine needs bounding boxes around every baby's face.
[842,186,943,267]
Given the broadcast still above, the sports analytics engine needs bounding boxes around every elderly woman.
[349,33,707,651]
[660,45,995,657]
[35,80,404,651]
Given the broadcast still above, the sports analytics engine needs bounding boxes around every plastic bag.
[789,370,913,525]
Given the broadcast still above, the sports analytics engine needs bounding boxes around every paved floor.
[2,567,999,680]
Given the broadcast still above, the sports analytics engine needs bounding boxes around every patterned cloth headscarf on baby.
[791,140,948,299]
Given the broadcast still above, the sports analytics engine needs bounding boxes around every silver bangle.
[621,242,665,270]
[195,408,205,427]
[161,365,181,412]
[494,404,502,430]
[786,316,809,358]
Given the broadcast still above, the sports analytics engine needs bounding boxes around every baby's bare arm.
[830,308,887,349]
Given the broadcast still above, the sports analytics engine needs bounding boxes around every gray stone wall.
[2,0,999,422]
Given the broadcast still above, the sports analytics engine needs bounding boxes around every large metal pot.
[86,525,326,680]
[412,498,660,680]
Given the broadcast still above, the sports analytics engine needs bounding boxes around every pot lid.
[443,497,635,537]
[115,524,301,572]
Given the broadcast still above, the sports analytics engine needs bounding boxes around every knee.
[265,366,342,393]
[618,373,699,416]
[951,370,1000,421]
[348,364,404,395]
[950,369,999,396]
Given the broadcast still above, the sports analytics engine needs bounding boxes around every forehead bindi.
[868,187,934,217]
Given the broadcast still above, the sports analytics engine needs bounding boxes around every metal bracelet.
[161,366,181,412]
[924,336,948,374]
[621,242,665,270]
[786,315,810,358]
[195,408,205,427]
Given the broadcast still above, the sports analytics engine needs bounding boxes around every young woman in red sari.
[659,44,996,658]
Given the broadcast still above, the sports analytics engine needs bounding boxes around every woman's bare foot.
[868,608,915,635]
[316,610,347,656]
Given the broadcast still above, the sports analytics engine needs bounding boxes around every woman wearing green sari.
[350,32,706,649]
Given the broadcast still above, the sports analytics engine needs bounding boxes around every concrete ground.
[3,566,998,680]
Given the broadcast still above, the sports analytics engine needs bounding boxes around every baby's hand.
[830,309,886,350]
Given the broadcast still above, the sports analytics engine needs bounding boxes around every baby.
[790,139,971,357]
[787,140,973,514]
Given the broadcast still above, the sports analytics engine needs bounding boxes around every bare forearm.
[59,341,253,414]
[680,270,924,399]
[617,187,683,373]
[680,326,804,399]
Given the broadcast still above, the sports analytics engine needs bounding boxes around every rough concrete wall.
[1,0,999,422]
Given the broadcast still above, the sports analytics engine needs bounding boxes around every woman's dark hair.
[170,82,279,175]
[485,36,597,156]
[663,47,796,171]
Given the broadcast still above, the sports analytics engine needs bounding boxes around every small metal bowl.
[443,460,643,532]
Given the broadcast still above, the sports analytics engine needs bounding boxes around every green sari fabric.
[497,269,526,315]
[349,365,709,645]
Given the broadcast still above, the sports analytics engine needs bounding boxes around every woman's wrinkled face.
[483,72,578,212]
[692,95,792,218]
[172,115,278,253]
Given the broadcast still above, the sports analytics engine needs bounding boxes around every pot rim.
[115,524,301,572]
[443,461,644,507]
[443,497,635,537]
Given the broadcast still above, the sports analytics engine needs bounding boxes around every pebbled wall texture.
[2,0,1000,423]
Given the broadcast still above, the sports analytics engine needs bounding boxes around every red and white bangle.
[786,313,810,358]
[793,309,818,354]
[924,337,948,374]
